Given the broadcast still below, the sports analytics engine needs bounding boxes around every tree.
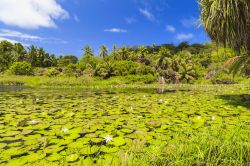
[0,40,14,71]
[176,42,189,52]
[13,43,27,62]
[156,47,172,70]
[199,0,250,74]
[58,55,78,67]
[82,45,94,56]
[99,45,108,59]
[118,46,129,60]
[137,46,148,59]
[27,45,38,67]
[111,45,119,61]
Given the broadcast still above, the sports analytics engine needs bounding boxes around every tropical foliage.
[0,40,249,84]
[199,0,250,74]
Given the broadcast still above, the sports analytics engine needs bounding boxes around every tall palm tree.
[112,45,118,61]
[82,45,94,56]
[199,0,250,74]
[99,45,108,59]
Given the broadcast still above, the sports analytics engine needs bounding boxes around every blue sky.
[0,0,210,57]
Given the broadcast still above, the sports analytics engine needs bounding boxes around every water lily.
[130,106,134,110]
[62,127,69,133]
[211,116,215,120]
[159,99,163,102]
[104,135,113,143]
[197,116,201,120]
[30,120,39,125]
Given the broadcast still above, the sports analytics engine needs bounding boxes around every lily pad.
[66,154,79,162]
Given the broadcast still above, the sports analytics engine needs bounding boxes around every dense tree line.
[0,40,249,84]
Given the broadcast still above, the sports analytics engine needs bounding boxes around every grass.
[0,75,155,88]
[123,123,250,166]
[0,75,249,88]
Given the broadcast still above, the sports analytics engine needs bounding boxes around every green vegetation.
[0,1,250,165]
[0,40,249,87]
[199,0,250,74]
[0,85,249,165]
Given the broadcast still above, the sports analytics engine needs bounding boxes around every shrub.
[211,73,237,84]
[113,61,139,76]
[136,64,154,75]
[63,64,84,77]
[45,68,60,77]
[10,62,33,75]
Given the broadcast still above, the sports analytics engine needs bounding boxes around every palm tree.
[27,45,38,67]
[137,46,148,58]
[82,45,94,56]
[99,45,108,59]
[118,46,129,60]
[112,45,119,60]
[13,43,27,62]
[199,0,250,74]
[156,47,172,70]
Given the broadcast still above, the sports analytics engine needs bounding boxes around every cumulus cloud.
[176,33,194,40]
[139,8,155,22]
[0,0,69,29]
[165,25,175,33]
[104,28,127,33]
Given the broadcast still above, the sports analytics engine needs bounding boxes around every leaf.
[66,154,79,162]
[110,137,126,147]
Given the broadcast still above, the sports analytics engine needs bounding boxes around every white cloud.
[0,0,69,29]
[0,37,29,46]
[139,8,155,22]
[125,17,137,24]
[165,25,175,33]
[0,29,67,44]
[176,33,194,40]
[181,17,198,28]
[104,28,127,33]
[0,29,42,40]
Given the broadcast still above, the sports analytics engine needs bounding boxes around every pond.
[0,85,250,165]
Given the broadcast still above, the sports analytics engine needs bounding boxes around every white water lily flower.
[62,127,69,133]
[159,99,163,102]
[130,106,134,110]
[104,135,113,143]
[197,116,201,120]
[211,116,215,121]
[30,120,39,125]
